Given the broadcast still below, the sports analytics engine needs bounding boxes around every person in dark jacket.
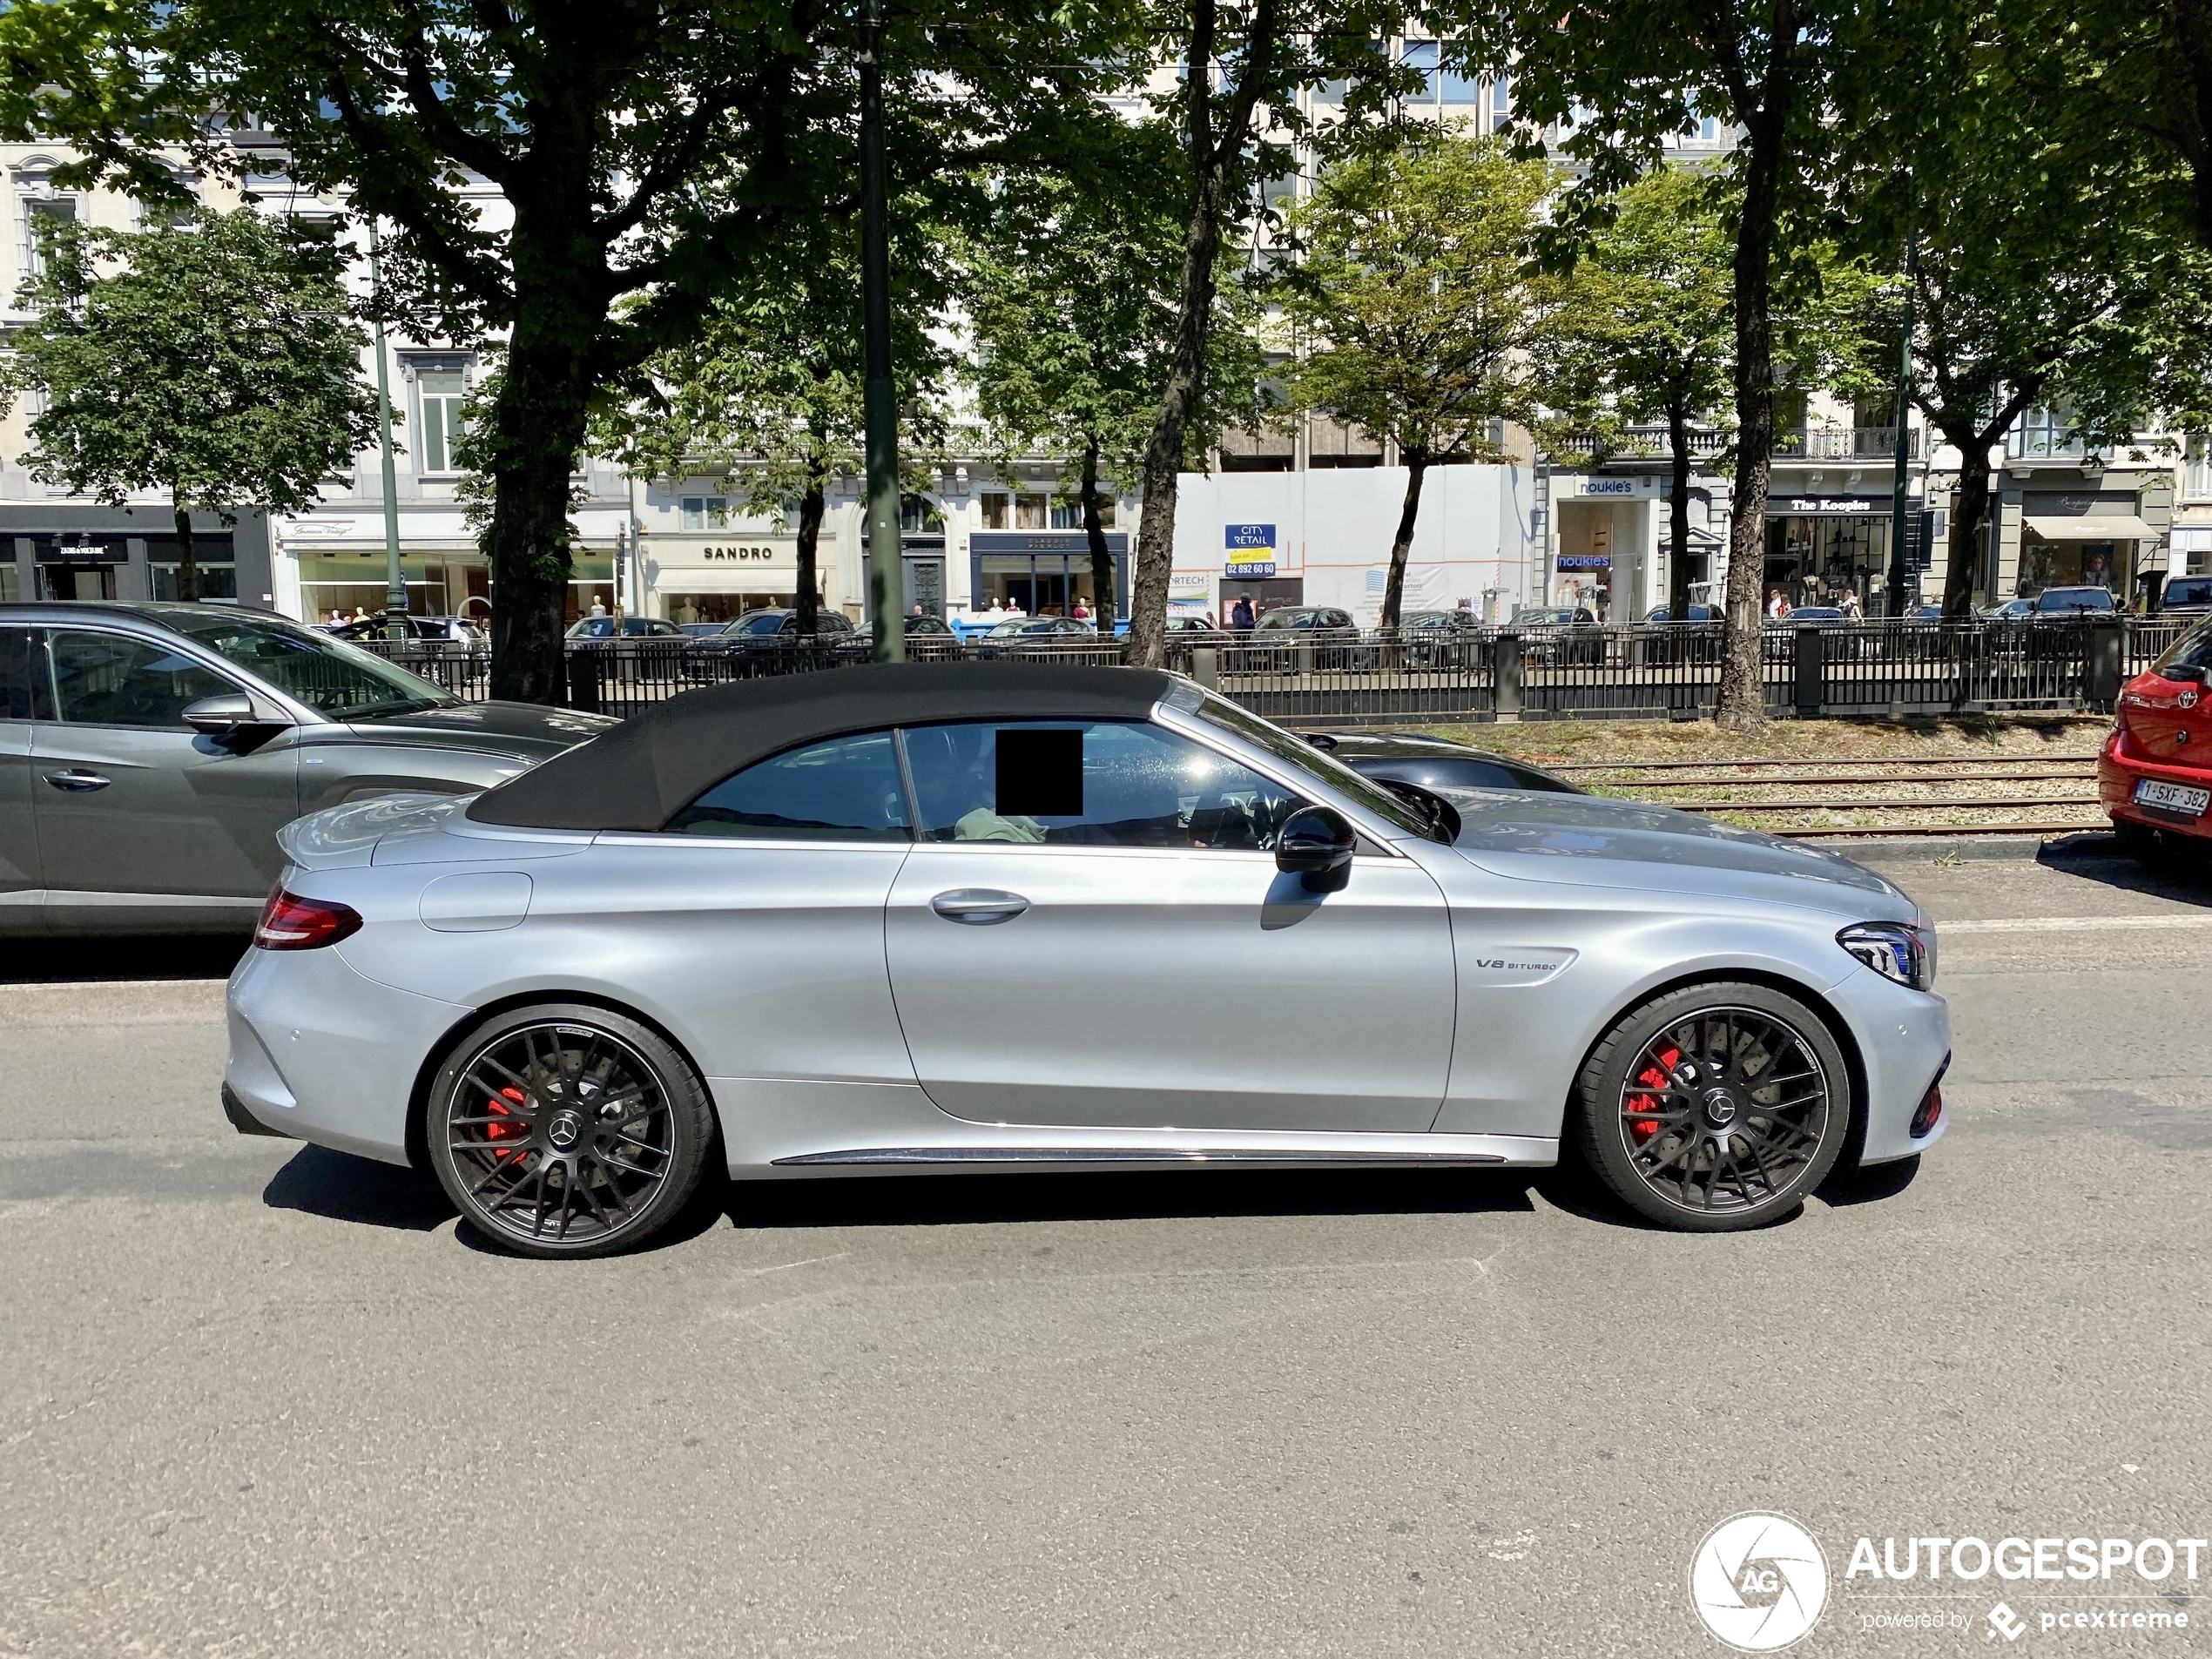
[1230,596,1255,631]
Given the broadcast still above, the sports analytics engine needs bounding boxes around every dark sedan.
[683,607,862,679]
[1302,731,1581,794]
[0,601,613,934]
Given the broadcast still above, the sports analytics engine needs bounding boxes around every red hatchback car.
[2101,624,2212,853]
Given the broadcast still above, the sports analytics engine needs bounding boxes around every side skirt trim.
[776,1146,1508,1167]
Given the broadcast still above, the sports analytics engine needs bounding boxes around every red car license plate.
[2135,778,2211,816]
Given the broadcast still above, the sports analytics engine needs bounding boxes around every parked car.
[2101,618,2212,860]
[226,662,1950,1255]
[904,614,956,637]
[973,616,1100,658]
[2030,585,2118,617]
[1508,604,1606,665]
[1979,597,2035,620]
[0,601,614,935]
[1644,604,1718,623]
[322,615,485,646]
[1305,731,1582,799]
[565,616,688,641]
[682,607,862,679]
[1251,605,1366,670]
[1165,613,1219,634]
[2161,577,2212,617]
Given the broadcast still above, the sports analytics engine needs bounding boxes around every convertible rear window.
[666,732,911,840]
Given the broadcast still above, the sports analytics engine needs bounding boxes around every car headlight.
[1838,921,1932,991]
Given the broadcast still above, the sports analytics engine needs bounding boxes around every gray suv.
[1,602,615,934]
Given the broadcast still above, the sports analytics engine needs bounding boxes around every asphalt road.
[3,839,2209,1659]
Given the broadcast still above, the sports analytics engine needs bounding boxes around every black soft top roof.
[467,660,1178,831]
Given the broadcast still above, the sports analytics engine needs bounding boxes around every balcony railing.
[1772,426,1921,461]
[1552,428,1730,462]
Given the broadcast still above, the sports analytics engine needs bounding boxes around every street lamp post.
[858,0,904,663]
[1886,221,1917,618]
[368,222,406,643]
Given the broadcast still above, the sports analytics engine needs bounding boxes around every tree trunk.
[1668,400,1695,624]
[484,290,594,705]
[795,456,826,639]
[1939,437,1993,620]
[1714,99,1790,732]
[1130,0,1266,671]
[1080,435,1116,638]
[1383,453,1427,630]
[171,496,200,604]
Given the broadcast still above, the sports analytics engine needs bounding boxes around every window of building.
[20,194,78,279]
[981,491,1011,529]
[900,494,945,531]
[1489,74,1513,133]
[1400,40,1439,99]
[2008,403,2083,459]
[415,366,469,473]
[680,496,730,530]
[2186,435,2212,501]
[1015,495,1049,529]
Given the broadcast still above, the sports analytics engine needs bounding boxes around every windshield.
[2167,579,2212,605]
[725,612,787,635]
[158,611,455,718]
[1190,694,1433,838]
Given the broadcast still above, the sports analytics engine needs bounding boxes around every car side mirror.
[182,692,260,736]
[2165,662,2208,684]
[1275,806,1357,893]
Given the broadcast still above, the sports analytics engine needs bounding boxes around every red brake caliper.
[485,1085,529,1162]
[1627,1046,1681,1143]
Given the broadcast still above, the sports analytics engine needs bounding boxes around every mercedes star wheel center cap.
[547,1109,583,1151]
[1701,1088,1740,1130]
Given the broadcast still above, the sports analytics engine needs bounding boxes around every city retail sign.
[1225,523,1278,578]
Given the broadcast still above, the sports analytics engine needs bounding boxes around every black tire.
[425,1002,716,1258]
[1571,981,1851,1232]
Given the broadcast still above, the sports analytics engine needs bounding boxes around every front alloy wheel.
[426,1005,715,1258]
[1573,983,1851,1231]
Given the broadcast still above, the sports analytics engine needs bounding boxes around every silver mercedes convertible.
[223,663,1950,1258]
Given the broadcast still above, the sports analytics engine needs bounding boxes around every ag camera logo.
[1689,1512,1831,1652]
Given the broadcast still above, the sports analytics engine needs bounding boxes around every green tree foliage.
[3,207,377,600]
[1832,0,2212,617]
[594,214,950,638]
[0,0,1133,699]
[963,129,1265,634]
[1278,134,1558,629]
[1486,0,1852,726]
[1124,0,1432,666]
[1553,166,1737,624]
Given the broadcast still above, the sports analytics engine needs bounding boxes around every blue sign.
[1223,561,1277,577]
[1225,523,1277,550]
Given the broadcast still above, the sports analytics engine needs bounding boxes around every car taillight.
[254,889,362,951]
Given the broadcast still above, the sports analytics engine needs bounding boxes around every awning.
[2023,515,2158,541]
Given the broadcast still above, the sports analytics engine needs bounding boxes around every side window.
[666,731,910,841]
[1,627,55,720]
[900,720,1306,850]
[49,631,234,729]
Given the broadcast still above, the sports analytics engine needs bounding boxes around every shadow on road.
[2039,834,2212,907]
[263,1144,456,1231]
[1818,1153,1921,1207]
[727,1165,1546,1232]
[3,933,251,984]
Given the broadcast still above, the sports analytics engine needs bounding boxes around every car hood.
[340,699,618,759]
[1437,787,1918,919]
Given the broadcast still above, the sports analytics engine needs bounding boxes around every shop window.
[152,563,239,602]
[680,496,730,530]
[901,720,1304,851]
[667,731,910,841]
[415,367,469,473]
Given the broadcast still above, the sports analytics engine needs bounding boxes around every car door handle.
[43,769,111,792]
[929,888,1029,924]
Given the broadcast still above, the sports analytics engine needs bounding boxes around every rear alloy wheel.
[426,1004,715,1258]
[1572,982,1851,1232]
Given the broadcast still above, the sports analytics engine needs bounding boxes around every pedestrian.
[1231,595,1255,631]
[1840,586,1862,622]
[1764,589,1784,620]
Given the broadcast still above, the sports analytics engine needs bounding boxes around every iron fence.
[356,614,2180,725]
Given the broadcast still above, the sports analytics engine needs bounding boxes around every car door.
[886,718,1455,1133]
[576,729,919,1088]
[0,624,49,929]
[31,627,300,927]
